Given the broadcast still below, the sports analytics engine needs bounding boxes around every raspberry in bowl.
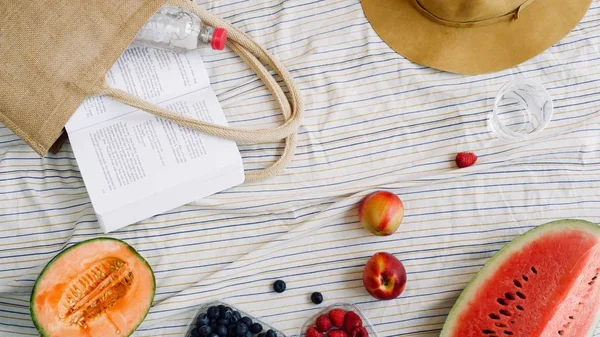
[299,302,380,337]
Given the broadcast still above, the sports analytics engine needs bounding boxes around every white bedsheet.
[1,1,600,336]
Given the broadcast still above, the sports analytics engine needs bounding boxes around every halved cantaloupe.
[30,238,155,337]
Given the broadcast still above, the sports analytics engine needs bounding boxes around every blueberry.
[198,325,212,336]
[246,331,252,337]
[229,315,239,324]
[190,328,201,337]
[197,313,210,327]
[218,319,230,326]
[216,325,228,337]
[209,333,219,337]
[221,307,234,320]
[233,311,242,320]
[266,329,277,337]
[257,333,266,337]
[228,325,237,337]
[236,323,249,336]
[272,280,286,293]
[311,292,323,304]
[240,316,253,327]
[218,304,226,311]
[207,306,219,319]
[249,323,263,334]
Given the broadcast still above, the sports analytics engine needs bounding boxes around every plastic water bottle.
[133,6,227,52]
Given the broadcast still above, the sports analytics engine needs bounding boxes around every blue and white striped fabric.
[2,1,600,336]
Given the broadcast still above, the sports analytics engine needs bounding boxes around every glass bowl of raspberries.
[299,302,380,337]
[185,301,287,337]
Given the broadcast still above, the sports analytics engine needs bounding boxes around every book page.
[66,47,244,233]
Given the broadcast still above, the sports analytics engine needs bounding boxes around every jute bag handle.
[91,0,303,182]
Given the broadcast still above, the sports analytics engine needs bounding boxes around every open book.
[66,47,244,233]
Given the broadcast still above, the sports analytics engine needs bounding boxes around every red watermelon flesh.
[440,219,600,337]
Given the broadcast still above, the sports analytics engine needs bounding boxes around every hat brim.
[361,0,592,74]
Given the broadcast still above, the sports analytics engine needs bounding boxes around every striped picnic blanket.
[1,1,600,336]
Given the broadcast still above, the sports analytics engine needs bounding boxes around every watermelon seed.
[569,316,574,319]
[497,298,508,306]
[503,330,513,335]
[504,292,516,301]
[516,305,524,311]
[495,323,507,328]
[482,329,496,334]
[531,266,537,274]
[592,276,597,281]
[513,280,522,288]
[588,280,595,286]
[522,275,528,281]
[489,313,501,320]
[516,291,526,299]
[499,309,511,316]
[558,330,564,335]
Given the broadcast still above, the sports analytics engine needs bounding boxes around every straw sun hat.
[361,0,593,74]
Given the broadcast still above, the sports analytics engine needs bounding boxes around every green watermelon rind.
[440,219,600,337]
[29,237,156,337]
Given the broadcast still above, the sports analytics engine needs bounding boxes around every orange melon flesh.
[30,238,155,337]
[440,219,600,337]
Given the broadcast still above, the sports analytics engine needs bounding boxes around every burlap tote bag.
[0,0,303,182]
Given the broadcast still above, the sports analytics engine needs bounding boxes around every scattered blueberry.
[266,329,277,337]
[229,315,239,324]
[236,323,249,336]
[198,325,212,336]
[257,333,266,337]
[233,311,242,321]
[209,333,219,337]
[272,280,286,293]
[216,325,228,337]
[311,292,323,304]
[207,306,219,319]
[191,328,201,337]
[250,323,263,334]
[197,313,210,327]
[240,316,253,327]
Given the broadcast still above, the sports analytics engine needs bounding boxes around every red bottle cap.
[211,28,227,50]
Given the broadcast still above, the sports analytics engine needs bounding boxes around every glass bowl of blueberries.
[185,301,287,337]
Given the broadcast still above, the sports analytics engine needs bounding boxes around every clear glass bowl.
[185,300,288,337]
[489,77,553,141]
[298,302,380,337]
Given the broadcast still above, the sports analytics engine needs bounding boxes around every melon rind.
[29,237,156,337]
[439,219,600,337]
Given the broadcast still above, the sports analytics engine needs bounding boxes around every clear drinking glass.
[488,77,553,141]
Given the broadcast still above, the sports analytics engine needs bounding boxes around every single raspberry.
[350,327,369,337]
[306,326,323,337]
[343,311,363,333]
[328,329,348,337]
[328,308,345,327]
[455,152,477,168]
[316,315,332,332]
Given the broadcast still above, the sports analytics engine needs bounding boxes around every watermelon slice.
[440,219,600,337]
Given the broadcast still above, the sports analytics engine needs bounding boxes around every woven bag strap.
[92,0,303,182]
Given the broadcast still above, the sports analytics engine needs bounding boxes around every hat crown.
[418,0,526,22]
